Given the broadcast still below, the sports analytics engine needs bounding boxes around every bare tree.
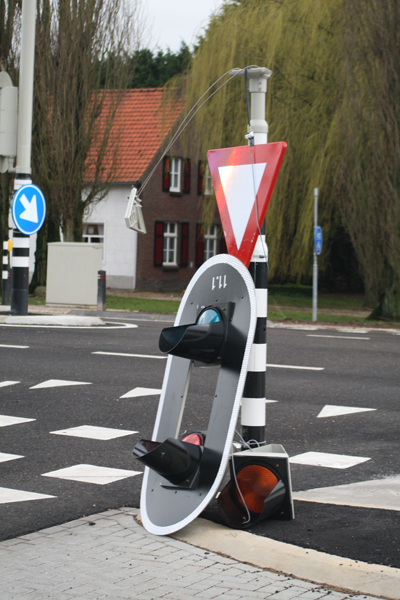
[30,0,144,289]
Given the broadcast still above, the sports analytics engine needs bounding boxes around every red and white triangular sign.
[207,142,287,267]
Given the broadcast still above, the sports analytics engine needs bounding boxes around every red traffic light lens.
[181,433,203,446]
[235,465,279,514]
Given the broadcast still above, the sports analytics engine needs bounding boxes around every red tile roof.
[86,88,182,183]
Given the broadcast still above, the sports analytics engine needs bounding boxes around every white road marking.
[105,316,174,324]
[50,425,138,440]
[290,451,370,469]
[0,321,137,330]
[317,405,376,418]
[0,487,56,504]
[265,399,278,403]
[0,452,24,463]
[267,364,324,371]
[93,351,166,360]
[0,344,29,348]
[42,464,142,485]
[0,381,20,388]
[293,476,400,511]
[120,387,162,399]
[30,379,92,389]
[0,415,35,427]
[307,334,370,340]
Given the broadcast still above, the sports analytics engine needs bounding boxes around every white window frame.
[163,222,178,266]
[204,164,214,196]
[204,224,218,261]
[82,223,104,244]
[169,158,182,193]
[83,222,105,262]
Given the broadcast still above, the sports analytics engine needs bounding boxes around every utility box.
[0,71,18,174]
[46,242,103,306]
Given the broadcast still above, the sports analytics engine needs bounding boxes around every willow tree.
[181,0,400,318]
[332,0,400,319]
[30,0,143,290]
[179,0,342,282]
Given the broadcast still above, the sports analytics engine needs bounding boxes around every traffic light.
[133,254,257,535]
[133,437,202,488]
[218,444,294,529]
[158,306,227,365]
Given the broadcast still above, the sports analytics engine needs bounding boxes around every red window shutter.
[162,157,170,191]
[197,161,204,195]
[180,222,189,266]
[183,159,191,194]
[219,227,227,254]
[196,223,204,266]
[154,221,164,266]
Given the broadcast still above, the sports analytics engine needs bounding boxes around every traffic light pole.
[241,67,271,446]
[11,0,36,315]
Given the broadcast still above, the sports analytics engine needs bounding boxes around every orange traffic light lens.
[236,465,279,514]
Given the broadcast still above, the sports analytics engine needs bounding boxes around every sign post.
[11,184,46,314]
[312,188,322,322]
[208,67,286,445]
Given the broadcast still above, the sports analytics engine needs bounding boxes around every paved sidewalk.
[0,508,382,600]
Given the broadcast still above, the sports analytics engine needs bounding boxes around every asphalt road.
[1,314,399,568]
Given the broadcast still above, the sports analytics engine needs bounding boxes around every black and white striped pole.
[2,235,9,304]
[241,67,272,445]
[10,229,29,315]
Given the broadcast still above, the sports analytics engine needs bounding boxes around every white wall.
[83,186,138,290]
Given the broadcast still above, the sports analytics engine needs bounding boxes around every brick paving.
[0,508,380,600]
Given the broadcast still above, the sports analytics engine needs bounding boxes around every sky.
[143,0,227,53]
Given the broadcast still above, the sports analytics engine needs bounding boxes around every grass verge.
[26,291,399,327]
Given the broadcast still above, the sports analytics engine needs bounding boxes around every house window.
[204,164,214,196]
[198,161,213,195]
[163,222,178,265]
[83,223,104,244]
[203,225,218,261]
[196,224,226,267]
[170,158,181,193]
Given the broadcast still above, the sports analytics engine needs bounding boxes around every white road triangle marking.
[0,487,56,504]
[218,163,266,249]
[120,387,162,399]
[317,405,376,418]
[19,193,39,223]
[0,381,20,388]
[292,476,400,511]
[30,379,92,389]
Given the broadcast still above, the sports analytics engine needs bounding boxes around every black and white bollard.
[2,235,9,305]
[97,270,106,311]
[11,229,29,315]
[242,236,268,444]
[241,67,271,446]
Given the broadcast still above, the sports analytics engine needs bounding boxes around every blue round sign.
[314,226,323,255]
[12,184,46,236]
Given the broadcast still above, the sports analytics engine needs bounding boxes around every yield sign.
[207,142,287,266]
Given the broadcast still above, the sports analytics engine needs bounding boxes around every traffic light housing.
[218,444,294,529]
[133,254,257,535]
[158,305,228,365]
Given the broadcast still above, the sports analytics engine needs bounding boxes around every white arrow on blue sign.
[12,184,46,236]
[314,225,323,255]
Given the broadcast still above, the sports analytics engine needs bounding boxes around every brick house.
[84,88,225,292]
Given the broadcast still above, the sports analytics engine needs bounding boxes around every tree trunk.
[64,218,74,242]
[380,275,400,321]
